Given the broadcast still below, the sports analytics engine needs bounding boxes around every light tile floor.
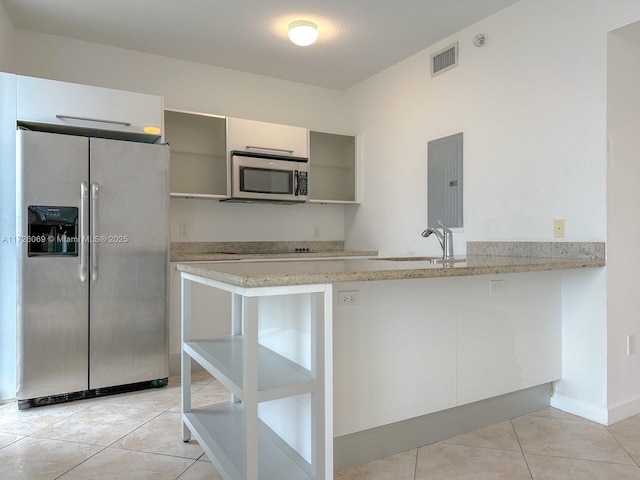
[2,375,640,479]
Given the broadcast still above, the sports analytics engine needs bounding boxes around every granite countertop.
[170,240,377,262]
[176,254,605,288]
[171,250,377,262]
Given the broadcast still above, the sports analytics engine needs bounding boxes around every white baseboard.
[335,384,550,470]
[606,393,640,425]
[550,390,609,425]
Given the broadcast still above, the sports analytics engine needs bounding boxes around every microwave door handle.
[294,170,299,196]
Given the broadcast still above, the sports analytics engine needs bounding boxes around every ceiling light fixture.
[288,20,318,47]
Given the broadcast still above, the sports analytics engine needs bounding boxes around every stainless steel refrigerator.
[16,129,169,407]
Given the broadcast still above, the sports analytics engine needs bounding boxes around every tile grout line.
[510,419,535,480]
[441,439,526,454]
[50,392,200,480]
[174,459,199,480]
[512,419,640,469]
[103,409,166,449]
[43,400,168,480]
[11,400,99,438]
[53,444,110,480]
[101,379,213,464]
[1,381,215,479]
[605,425,640,468]
[413,446,419,480]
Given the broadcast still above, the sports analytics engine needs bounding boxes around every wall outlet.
[489,279,506,294]
[554,219,565,238]
[338,290,359,306]
[313,226,320,238]
[179,223,190,238]
[628,334,636,355]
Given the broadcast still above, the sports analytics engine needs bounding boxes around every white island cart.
[179,266,333,480]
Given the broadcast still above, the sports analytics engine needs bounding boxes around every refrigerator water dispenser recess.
[27,206,78,256]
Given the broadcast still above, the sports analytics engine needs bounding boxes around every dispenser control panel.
[27,206,78,256]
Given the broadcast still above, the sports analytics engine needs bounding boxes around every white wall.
[0,0,16,402]
[0,2,13,71]
[606,26,640,421]
[170,200,343,242]
[346,0,618,257]
[0,73,17,401]
[9,30,353,243]
[345,0,640,422]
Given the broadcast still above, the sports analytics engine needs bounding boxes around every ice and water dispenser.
[27,206,78,256]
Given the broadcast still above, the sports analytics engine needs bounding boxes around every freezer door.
[89,138,169,389]
[16,130,89,400]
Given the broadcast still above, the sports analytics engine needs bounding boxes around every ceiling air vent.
[430,42,458,77]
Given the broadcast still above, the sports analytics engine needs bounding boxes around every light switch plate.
[554,219,565,238]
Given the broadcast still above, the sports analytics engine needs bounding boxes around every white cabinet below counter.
[17,75,163,142]
[333,271,561,437]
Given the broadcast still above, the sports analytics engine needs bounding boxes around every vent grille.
[430,42,458,77]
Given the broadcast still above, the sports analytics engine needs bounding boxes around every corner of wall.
[0,72,17,401]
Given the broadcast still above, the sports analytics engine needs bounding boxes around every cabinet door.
[455,272,562,406]
[165,110,228,198]
[17,75,162,141]
[227,117,308,157]
[89,138,169,389]
[16,131,89,400]
[333,279,456,436]
[309,131,358,203]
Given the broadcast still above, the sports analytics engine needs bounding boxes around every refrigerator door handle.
[79,181,88,282]
[91,182,99,281]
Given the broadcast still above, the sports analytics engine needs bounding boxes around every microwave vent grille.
[430,42,458,77]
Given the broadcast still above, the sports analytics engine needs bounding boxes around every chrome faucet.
[421,221,454,260]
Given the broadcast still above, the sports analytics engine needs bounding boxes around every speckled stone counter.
[170,240,377,262]
[176,254,605,288]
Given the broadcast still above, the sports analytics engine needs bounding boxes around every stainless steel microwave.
[228,150,309,203]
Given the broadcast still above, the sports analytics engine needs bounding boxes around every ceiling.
[1,0,520,90]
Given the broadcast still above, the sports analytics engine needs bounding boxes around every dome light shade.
[288,20,318,46]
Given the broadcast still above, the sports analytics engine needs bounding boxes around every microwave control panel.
[298,171,308,196]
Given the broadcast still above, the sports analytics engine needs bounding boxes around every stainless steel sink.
[429,257,466,264]
[375,256,440,262]
[375,256,466,263]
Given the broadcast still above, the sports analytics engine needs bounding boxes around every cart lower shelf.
[183,402,314,480]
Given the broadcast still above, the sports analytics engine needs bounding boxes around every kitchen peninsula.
[177,252,603,288]
[177,242,605,474]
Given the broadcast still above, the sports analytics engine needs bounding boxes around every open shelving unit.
[308,131,358,204]
[180,274,333,480]
[164,109,228,199]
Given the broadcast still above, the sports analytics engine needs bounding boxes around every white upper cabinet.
[227,117,308,157]
[16,75,163,142]
[308,131,359,203]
